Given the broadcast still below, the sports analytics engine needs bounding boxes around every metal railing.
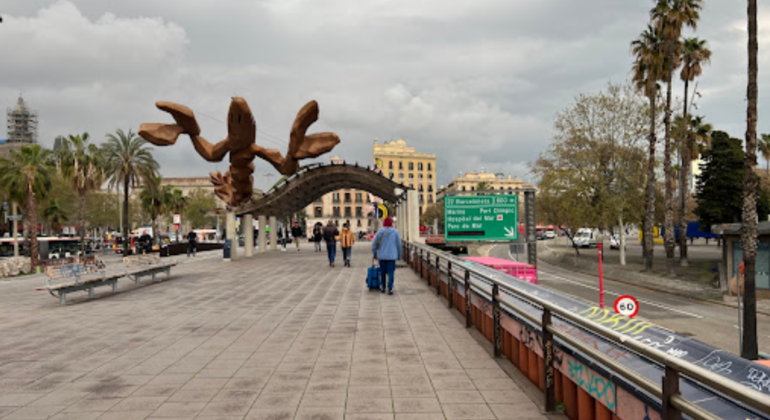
[402,241,770,420]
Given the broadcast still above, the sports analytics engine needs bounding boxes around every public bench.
[124,253,176,284]
[36,260,121,305]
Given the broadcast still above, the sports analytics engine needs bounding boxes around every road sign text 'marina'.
[444,195,518,242]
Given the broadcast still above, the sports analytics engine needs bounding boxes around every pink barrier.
[463,256,538,284]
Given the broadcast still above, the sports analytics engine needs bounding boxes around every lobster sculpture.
[138,98,340,207]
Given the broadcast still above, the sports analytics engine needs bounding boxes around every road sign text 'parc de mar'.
[444,195,518,242]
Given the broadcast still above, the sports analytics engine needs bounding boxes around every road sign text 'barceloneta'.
[444,194,518,242]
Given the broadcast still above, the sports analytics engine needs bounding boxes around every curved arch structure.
[234,163,410,217]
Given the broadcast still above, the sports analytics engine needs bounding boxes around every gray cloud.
[0,0,767,192]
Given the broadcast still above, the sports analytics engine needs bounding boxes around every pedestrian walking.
[340,223,355,267]
[278,225,287,251]
[291,222,303,251]
[313,223,323,252]
[323,220,339,267]
[186,229,197,257]
[372,217,402,295]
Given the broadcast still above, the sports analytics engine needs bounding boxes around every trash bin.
[223,239,232,259]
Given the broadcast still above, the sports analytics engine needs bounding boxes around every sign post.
[173,214,181,243]
[444,195,518,242]
[598,242,605,308]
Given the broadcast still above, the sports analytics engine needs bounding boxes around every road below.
[484,244,770,356]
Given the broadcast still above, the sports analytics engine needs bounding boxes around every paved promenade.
[0,245,548,420]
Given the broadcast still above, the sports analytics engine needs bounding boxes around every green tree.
[59,133,105,253]
[678,37,711,266]
[0,145,54,267]
[86,191,121,233]
[742,0,760,360]
[420,201,444,233]
[43,199,69,236]
[632,24,666,272]
[476,182,492,191]
[102,129,159,254]
[182,189,217,229]
[139,174,172,242]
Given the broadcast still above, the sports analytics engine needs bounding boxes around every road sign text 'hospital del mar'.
[444,194,518,242]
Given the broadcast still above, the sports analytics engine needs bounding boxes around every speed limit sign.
[614,295,639,318]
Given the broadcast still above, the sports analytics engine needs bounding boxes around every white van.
[573,228,598,248]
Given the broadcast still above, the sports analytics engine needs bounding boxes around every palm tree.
[678,37,711,266]
[167,188,187,242]
[0,145,53,267]
[476,182,492,191]
[759,134,770,174]
[102,129,159,255]
[632,24,666,272]
[43,200,69,236]
[59,133,105,254]
[741,0,759,360]
[139,174,172,244]
[652,0,702,276]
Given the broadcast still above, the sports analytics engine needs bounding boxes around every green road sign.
[444,194,518,242]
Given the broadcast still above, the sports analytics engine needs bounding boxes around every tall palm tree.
[139,174,172,244]
[167,188,187,243]
[678,37,711,266]
[0,145,53,267]
[652,0,702,276]
[59,133,105,254]
[759,134,770,174]
[741,0,759,361]
[102,129,159,255]
[43,199,69,236]
[632,24,666,272]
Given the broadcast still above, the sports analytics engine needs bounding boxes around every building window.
[389,172,394,179]
[408,162,414,170]
[357,220,362,227]
[333,206,341,217]
[368,219,372,226]
[314,207,322,217]
[345,207,352,217]
[332,192,340,203]
[428,163,432,171]
[418,173,423,180]
[356,207,363,217]
[418,162,423,171]
[428,185,433,192]
[410,183,414,189]
[409,173,414,179]
[461,186,466,191]
[344,193,351,203]
[419,184,424,192]
[389,161,393,169]
[420,194,424,204]
[355,192,362,202]
[399,162,403,170]
[428,174,432,180]
[471,186,475,191]
[428,195,434,204]
[399,173,404,179]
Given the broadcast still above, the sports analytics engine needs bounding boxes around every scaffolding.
[6,96,37,144]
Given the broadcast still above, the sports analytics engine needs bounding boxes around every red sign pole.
[598,242,605,308]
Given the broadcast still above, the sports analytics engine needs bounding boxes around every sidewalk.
[0,244,548,420]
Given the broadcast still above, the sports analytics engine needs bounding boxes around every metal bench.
[36,260,121,305]
[124,253,176,284]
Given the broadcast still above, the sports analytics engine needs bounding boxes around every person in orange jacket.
[340,222,355,267]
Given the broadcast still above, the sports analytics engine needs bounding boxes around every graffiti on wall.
[564,356,616,410]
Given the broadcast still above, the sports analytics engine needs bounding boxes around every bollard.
[662,367,682,420]
[447,261,454,309]
[436,255,441,296]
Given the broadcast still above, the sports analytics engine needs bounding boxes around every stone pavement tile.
[179,377,227,390]
[306,380,347,393]
[27,390,89,407]
[294,406,344,420]
[479,389,533,405]
[459,359,500,370]
[49,411,102,420]
[150,401,207,418]
[394,414,444,420]
[0,393,43,406]
[299,392,347,407]
[349,373,389,387]
[465,369,510,380]
[223,376,268,390]
[346,397,393,413]
[388,373,431,387]
[97,410,154,420]
[348,386,390,399]
[131,383,181,397]
[442,403,497,420]
[167,388,219,402]
[233,368,274,378]
[0,407,16,417]
[392,398,442,413]
[244,408,296,420]
[389,386,435,399]
[110,396,168,412]
[436,390,486,404]
[472,379,519,391]
[63,398,121,413]
[88,384,140,398]
[346,414,394,420]
[2,404,66,419]
[488,403,545,420]
[430,378,477,390]
[252,392,302,409]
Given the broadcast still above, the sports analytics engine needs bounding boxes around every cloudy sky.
[0,1,766,191]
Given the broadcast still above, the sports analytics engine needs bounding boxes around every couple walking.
[322,220,356,267]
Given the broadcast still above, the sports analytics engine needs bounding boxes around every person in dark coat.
[291,222,303,251]
[322,220,339,267]
[312,222,323,252]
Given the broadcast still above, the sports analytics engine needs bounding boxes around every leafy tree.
[182,189,217,229]
[86,191,121,233]
[102,129,159,254]
[632,24,666,271]
[694,131,769,229]
[420,201,444,233]
[476,182,492,191]
[533,83,649,263]
[167,189,187,242]
[678,37,711,266]
[43,200,69,236]
[139,174,172,241]
[58,133,105,253]
[0,145,54,267]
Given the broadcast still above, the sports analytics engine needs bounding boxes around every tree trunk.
[21,201,30,258]
[619,213,626,266]
[79,191,87,255]
[123,176,131,256]
[663,72,676,277]
[27,185,39,269]
[741,0,759,361]
[644,93,657,272]
[679,79,691,267]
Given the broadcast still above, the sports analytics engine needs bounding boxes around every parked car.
[573,228,598,248]
[610,234,620,250]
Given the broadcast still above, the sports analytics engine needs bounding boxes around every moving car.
[573,228,598,248]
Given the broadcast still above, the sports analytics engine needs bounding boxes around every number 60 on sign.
[614,295,639,318]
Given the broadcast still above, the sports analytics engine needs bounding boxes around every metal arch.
[233,163,411,217]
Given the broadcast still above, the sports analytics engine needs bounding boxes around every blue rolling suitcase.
[366,261,380,290]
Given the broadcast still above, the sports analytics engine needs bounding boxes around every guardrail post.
[436,255,441,296]
[464,270,472,328]
[493,284,501,358]
[542,308,556,412]
[418,249,423,277]
[662,367,682,420]
[448,261,454,309]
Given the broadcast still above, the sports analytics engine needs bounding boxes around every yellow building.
[437,171,534,203]
[373,139,436,215]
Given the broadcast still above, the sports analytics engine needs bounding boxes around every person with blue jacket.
[372,217,402,295]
